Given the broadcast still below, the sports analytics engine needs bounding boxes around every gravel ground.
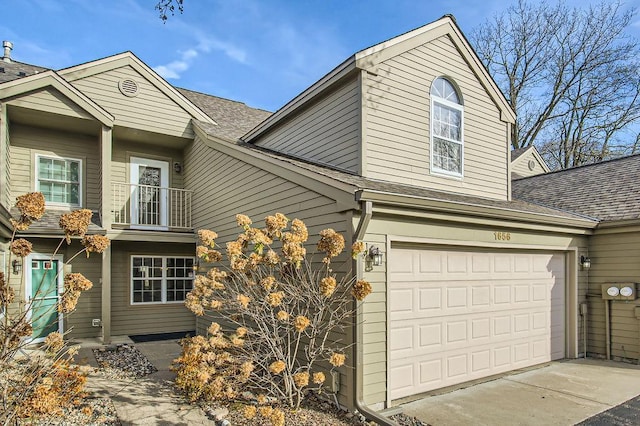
[390,413,431,426]
[21,398,120,426]
[92,344,157,379]
[69,343,429,426]
[202,394,377,425]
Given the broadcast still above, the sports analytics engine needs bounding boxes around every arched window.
[430,77,463,176]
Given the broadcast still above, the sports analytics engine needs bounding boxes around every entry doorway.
[26,254,64,343]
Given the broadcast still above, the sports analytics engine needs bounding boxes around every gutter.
[352,200,398,426]
[357,189,598,230]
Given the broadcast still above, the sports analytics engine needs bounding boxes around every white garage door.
[389,247,565,400]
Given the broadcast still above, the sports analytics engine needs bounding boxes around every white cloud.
[153,48,199,80]
[197,37,247,64]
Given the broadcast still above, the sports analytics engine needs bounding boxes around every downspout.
[352,200,397,426]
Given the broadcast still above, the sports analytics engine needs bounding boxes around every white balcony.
[112,183,192,230]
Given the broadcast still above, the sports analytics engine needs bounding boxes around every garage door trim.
[384,236,579,406]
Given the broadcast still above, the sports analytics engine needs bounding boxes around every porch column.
[101,125,112,229]
[100,125,112,344]
[101,244,111,344]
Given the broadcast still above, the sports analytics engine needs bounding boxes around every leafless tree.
[472,0,640,168]
[155,0,184,22]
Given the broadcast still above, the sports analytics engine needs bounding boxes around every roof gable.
[0,70,113,126]
[355,15,515,124]
[244,15,515,143]
[511,145,550,178]
[58,52,215,125]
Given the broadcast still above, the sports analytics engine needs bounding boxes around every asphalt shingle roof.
[239,142,592,222]
[512,154,640,221]
[0,60,48,83]
[510,147,529,161]
[177,88,271,141]
[11,209,104,235]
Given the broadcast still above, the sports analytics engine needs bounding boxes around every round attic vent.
[118,78,139,97]
[528,159,536,171]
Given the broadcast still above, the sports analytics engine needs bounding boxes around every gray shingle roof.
[177,88,271,141]
[11,208,104,235]
[239,143,592,222]
[512,154,640,221]
[0,60,48,83]
[510,147,529,161]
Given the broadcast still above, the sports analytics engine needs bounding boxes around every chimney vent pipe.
[3,41,13,63]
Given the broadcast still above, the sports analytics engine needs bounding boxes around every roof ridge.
[514,152,640,181]
[177,87,271,114]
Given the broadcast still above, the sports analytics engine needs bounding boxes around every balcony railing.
[112,183,192,230]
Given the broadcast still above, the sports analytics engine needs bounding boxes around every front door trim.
[25,253,64,343]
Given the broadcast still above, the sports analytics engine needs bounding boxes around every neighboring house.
[0,47,267,345]
[1,14,635,416]
[511,145,550,179]
[512,154,640,366]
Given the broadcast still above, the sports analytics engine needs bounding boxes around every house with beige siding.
[0,50,270,343]
[185,16,599,411]
[2,14,637,417]
[511,145,550,179]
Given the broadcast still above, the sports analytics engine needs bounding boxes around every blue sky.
[3,0,640,112]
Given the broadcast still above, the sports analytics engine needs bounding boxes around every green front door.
[30,259,61,340]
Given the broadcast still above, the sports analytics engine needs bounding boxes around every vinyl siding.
[62,239,103,338]
[70,66,194,139]
[359,214,587,406]
[254,77,360,173]
[2,111,10,208]
[8,124,100,210]
[586,229,640,361]
[184,135,354,406]
[4,239,103,339]
[5,88,93,121]
[111,139,184,187]
[363,34,509,200]
[110,240,196,336]
[512,151,546,178]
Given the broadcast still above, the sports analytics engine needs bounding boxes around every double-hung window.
[430,77,464,177]
[36,155,82,206]
[131,256,194,304]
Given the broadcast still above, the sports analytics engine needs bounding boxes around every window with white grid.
[131,256,194,304]
[430,77,464,177]
[36,155,82,206]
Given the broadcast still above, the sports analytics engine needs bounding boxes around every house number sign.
[494,232,511,241]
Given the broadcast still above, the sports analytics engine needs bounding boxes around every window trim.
[130,255,195,305]
[35,154,83,207]
[430,78,464,178]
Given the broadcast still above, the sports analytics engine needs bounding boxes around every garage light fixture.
[580,255,591,270]
[365,246,383,271]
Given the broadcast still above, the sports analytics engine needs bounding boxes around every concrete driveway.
[396,359,640,426]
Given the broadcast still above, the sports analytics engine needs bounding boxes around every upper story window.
[430,77,464,177]
[36,155,82,206]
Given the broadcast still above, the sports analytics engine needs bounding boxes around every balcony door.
[130,157,169,230]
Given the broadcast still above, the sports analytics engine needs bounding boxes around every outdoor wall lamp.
[173,162,182,173]
[12,259,22,275]
[365,245,383,271]
[580,255,591,270]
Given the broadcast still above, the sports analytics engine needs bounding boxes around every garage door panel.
[389,248,566,400]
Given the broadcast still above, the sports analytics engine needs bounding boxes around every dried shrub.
[1,193,110,424]
[174,213,371,411]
